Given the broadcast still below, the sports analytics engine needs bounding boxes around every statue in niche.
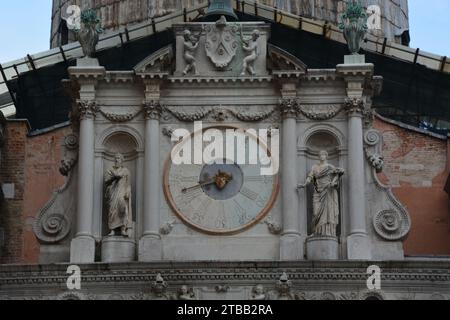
[298,150,344,237]
[240,29,260,76]
[182,29,199,76]
[105,153,132,237]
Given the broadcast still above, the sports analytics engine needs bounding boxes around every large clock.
[163,125,279,235]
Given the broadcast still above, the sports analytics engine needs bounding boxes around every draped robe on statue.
[308,164,343,237]
[105,166,132,233]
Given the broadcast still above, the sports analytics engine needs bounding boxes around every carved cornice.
[279,98,300,119]
[167,76,273,84]
[143,100,163,120]
[77,100,99,120]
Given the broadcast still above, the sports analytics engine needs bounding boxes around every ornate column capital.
[279,98,300,119]
[143,100,164,120]
[77,100,99,120]
[344,97,365,116]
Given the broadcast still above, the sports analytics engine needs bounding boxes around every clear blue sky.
[0,0,449,63]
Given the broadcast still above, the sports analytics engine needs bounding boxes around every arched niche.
[101,132,138,238]
[304,130,342,237]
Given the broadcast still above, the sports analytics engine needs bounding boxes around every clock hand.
[182,179,215,193]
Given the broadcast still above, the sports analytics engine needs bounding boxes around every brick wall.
[374,117,450,256]
[0,122,69,264]
[0,121,28,264]
[22,127,69,263]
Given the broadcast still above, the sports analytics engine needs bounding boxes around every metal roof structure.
[0,1,449,131]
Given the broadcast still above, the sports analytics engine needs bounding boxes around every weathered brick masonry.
[374,117,450,256]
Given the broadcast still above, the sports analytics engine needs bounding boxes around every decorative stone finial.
[75,9,103,58]
[339,0,368,55]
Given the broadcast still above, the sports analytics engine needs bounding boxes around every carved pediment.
[268,44,307,78]
[134,45,174,77]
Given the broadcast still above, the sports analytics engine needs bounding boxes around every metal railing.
[1,0,448,93]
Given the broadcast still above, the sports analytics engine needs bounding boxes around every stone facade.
[50,0,409,47]
[0,261,449,300]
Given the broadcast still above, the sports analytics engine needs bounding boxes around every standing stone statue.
[182,29,199,75]
[298,150,344,237]
[240,29,260,76]
[105,153,132,237]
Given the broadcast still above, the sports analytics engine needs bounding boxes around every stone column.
[279,94,304,260]
[139,79,164,261]
[337,61,373,260]
[68,59,105,263]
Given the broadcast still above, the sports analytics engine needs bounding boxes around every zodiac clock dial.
[163,126,279,235]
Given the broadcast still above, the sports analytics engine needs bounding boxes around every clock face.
[163,126,279,235]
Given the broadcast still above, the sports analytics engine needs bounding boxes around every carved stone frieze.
[364,129,381,146]
[33,173,75,244]
[163,106,279,123]
[77,100,99,120]
[160,220,176,235]
[143,100,164,120]
[344,97,365,115]
[59,133,79,176]
[264,216,282,235]
[279,98,300,119]
[373,209,411,241]
[205,16,239,69]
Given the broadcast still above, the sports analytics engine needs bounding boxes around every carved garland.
[279,98,300,118]
[99,109,143,123]
[229,108,276,122]
[164,107,277,122]
[299,105,343,121]
[164,106,213,122]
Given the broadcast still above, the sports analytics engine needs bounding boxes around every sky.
[0,0,449,63]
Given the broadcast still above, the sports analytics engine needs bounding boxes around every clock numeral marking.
[246,176,274,185]
[246,176,264,182]
[215,203,227,229]
[192,198,212,224]
[256,195,268,208]
[175,188,202,206]
[178,176,198,183]
[234,199,248,225]
[240,186,258,201]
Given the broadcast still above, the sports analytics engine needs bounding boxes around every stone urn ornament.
[339,0,368,55]
[74,9,103,58]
